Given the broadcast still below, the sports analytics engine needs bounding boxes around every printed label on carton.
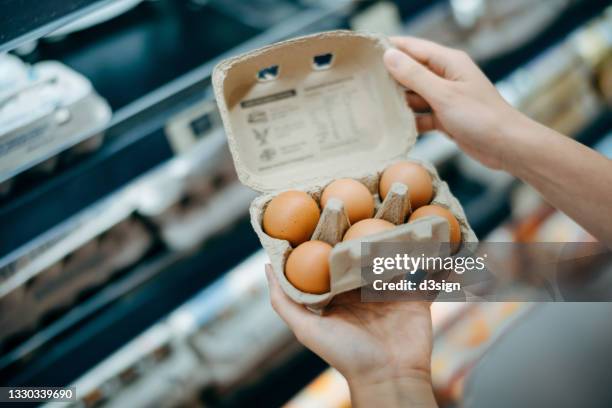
[239,74,380,172]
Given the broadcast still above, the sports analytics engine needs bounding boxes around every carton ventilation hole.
[312,53,334,70]
[257,65,279,81]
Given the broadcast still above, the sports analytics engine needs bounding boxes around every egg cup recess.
[250,158,477,311]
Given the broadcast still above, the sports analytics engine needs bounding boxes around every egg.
[379,161,433,210]
[263,191,320,247]
[409,205,461,253]
[321,179,374,224]
[343,218,395,241]
[285,240,332,294]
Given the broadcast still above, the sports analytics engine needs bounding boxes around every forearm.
[502,113,612,246]
[348,375,438,408]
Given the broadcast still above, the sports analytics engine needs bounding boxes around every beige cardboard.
[213,31,478,309]
[213,30,416,192]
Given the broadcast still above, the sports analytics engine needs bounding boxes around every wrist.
[347,370,437,408]
[496,110,538,175]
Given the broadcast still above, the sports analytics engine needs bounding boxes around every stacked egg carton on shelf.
[214,31,477,310]
[140,144,256,251]
[0,206,153,349]
[0,53,111,198]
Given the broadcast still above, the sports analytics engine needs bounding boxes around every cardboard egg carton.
[213,30,477,309]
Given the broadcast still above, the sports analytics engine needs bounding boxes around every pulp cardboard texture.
[213,31,477,310]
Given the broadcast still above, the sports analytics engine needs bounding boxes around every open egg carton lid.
[213,30,417,193]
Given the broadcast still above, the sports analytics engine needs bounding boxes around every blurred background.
[0,0,610,407]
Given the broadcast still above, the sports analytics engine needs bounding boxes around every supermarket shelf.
[575,109,612,148]
[402,0,608,80]
[0,0,112,53]
[0,246,175,372]
[462,0,610,81]
[0,3,351,258]
[4,0,345,184]
[0,216,261,387]
[25,0,265,111]
[211,349,327,408]
[0,0,264,186]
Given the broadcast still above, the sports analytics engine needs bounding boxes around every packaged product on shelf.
[0,214,153,347]
[571,7,612,105]
[404,0,569,61]
[213,31,477,309]
[0,55,111,195]
[138,138,256,251]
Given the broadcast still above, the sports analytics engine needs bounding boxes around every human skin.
[267,36,612,407]
[384,37,612,247]
[266,266,438,407]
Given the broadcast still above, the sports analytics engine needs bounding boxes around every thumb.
[383,48,446,105]
[265,264,319,331]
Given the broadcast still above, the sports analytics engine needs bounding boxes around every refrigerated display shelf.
[0,3,351,258]
[0,0,263,191]
[206,349,328,408]
[0,0,112,53]
[22,0,263,111]
[575,109,612,148]
[0,215,261,387]
[450,0,610,82]
[0,240,170,370]
[355,0,609,83]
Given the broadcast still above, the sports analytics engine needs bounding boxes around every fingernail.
[383,49,404,69]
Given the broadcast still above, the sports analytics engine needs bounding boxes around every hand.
[383,36,525,170]
[266,265,437,407]
[383,37,612,247]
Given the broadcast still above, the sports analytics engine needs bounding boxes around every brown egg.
[379,162,433,210]
[263,191,320,247]
[409,205,461,253]
[343,218,395,241]
[321,179,374,224]
[285,240,332,294]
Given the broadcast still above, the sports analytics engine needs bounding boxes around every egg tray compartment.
[250,158,478,310]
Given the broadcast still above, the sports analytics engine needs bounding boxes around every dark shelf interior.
[22,1,262,110]
[0,216,261,387]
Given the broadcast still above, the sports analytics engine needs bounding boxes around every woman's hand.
[383,36,525,170]
[266,265,437,407]
[383,36,612,247]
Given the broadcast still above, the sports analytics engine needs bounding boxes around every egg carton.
[0,216,153,345]
[213,30,477,309]
[251,161,477,309]
[0,57,111,189]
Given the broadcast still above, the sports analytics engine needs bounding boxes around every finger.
[406,91,430,112]
[390,36,457,79]
[415,113,437,133]
[383,49,446,103]
[265,264,318,331]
